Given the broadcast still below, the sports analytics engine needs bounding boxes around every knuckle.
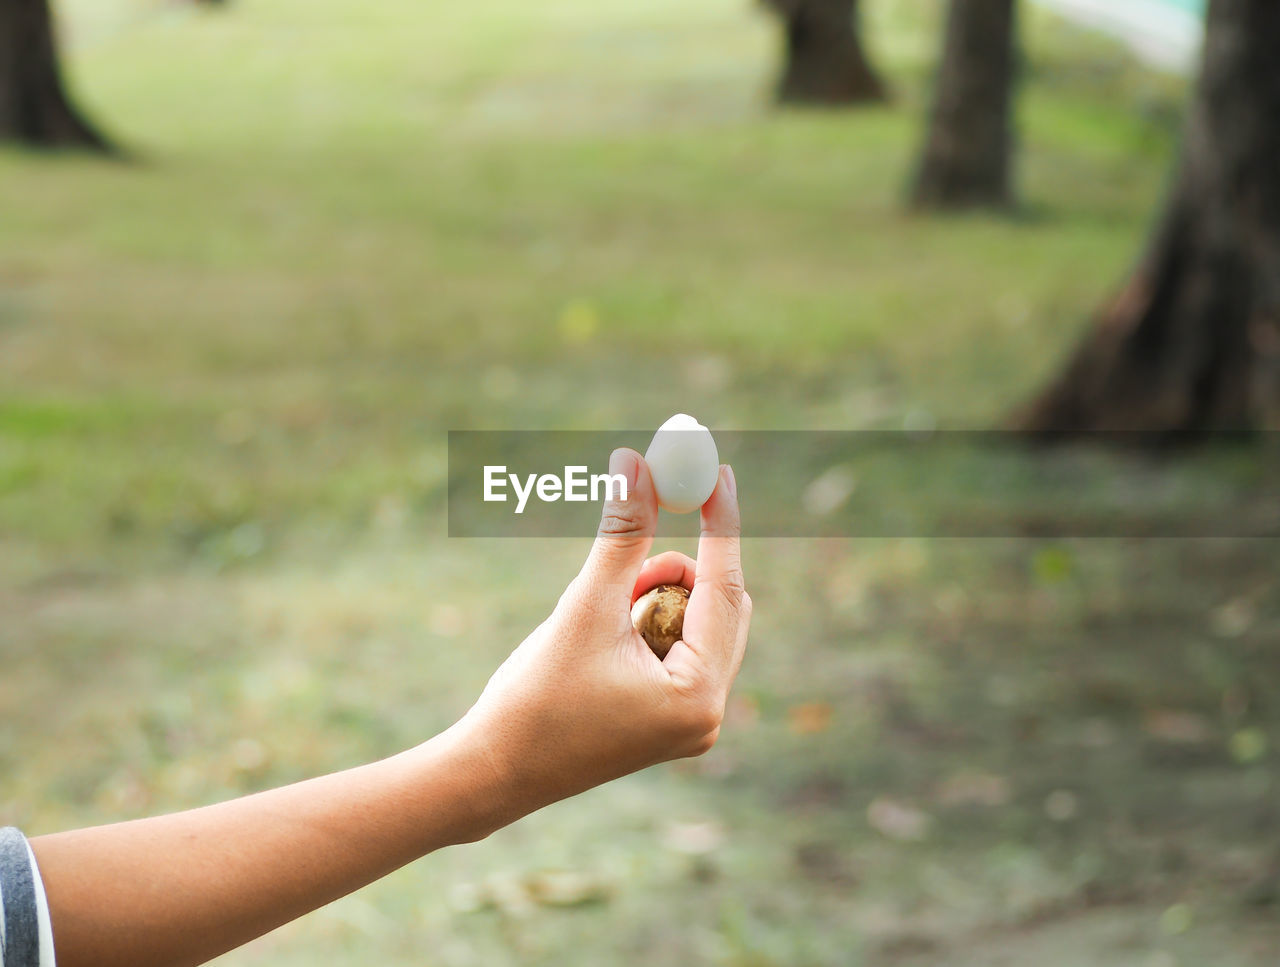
[689,728,720,757]
[713,574,747,613]
[597,508,647,541]
[682,702,723,741]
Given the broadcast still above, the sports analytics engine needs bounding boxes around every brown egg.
[630,584,690,659]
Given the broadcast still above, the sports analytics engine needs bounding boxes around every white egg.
[644,414,720,514]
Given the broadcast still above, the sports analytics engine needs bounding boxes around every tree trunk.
[0,0,112,150]
[910,0,1017,209]
[770,0,888,106]
[1016,0,1280,434]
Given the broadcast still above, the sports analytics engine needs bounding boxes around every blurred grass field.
[2,0,1278,964]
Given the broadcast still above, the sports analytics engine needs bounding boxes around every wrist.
[405,716,527,845]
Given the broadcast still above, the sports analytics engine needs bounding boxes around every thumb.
[577,448,657,601]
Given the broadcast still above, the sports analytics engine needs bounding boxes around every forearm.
[30,723,502,967]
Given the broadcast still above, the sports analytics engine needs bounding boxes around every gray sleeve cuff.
[0,827,56,967]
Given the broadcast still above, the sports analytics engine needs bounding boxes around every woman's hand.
[458,447,751,825]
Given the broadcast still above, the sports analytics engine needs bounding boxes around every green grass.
[2,1,1278,965]
[1,0,1187,563]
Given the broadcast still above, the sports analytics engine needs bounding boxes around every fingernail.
[609,448,639,495]
[723,464,736,498]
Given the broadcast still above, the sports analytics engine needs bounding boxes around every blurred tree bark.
[1017,0,1280,434]
[768,0,887,105]
[0,0,111,149]
[910,0,1017,209]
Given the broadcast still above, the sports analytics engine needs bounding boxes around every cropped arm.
[29,725,501,967]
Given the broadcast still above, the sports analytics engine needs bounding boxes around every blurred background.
[2,0,1279,964]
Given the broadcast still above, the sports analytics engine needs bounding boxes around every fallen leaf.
[867,797,932,842]
[1160,902,1193,935]
[485,873,536,918]
[788,701,833,735]
[1229,727,1268,764]
[1044,789,1079,822]
[935,772,1011,808]
[523,870,612,907]
[450,869,614,915]
[660,820,725,856]
[1032,545,1074,584]
[1143,710,1211,744]
[794,841,858,886]
[447,881,489,914]
[1211,597,1256,638]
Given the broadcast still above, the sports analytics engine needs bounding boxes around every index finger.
[681,465,745,664]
